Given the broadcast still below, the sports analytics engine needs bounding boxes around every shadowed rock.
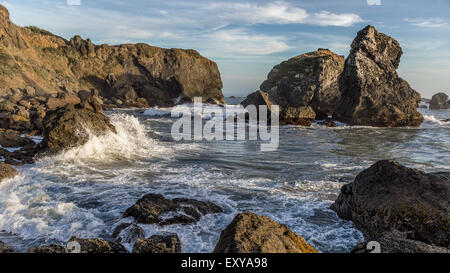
[213,212,318,253]
[331,160,449,248]
[333,26,423,127]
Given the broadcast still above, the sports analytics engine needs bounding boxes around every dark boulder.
[331,160,449,247]
[132,234,181,253]
[333,26,423,127]
[123,193,223,225]
[38,105,116,153]
[213,212,318,253]
[429,92,450,110]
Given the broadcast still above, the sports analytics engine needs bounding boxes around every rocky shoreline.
[0,5,448,254]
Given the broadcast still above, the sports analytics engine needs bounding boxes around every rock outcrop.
[242,49,344,125]
[132,234,181,253]
[0,162,18,182]
[0,5,224,111]
[331,160,449,248]
[38,104,116,153]
[67,237,127,253]
[259,49,345,119]
[123,193,223,225]
[333,26,423,127]
[429,92,450,110]
[213,212,318,253]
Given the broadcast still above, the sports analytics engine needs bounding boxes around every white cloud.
[206,1,363,27]
[405,18,448,28]
[367,0,382,6]
[66,0,81,6]
[208,28,291,55]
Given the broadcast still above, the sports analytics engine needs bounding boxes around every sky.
[2,0,450,98]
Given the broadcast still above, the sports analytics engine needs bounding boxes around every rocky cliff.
[429,92,450,110]
[0,5,224,107]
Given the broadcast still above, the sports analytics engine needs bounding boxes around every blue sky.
[3,0,450,97]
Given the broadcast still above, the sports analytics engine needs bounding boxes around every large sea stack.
[0,5,224,108]
[333,26,423,127]
[242,49,344,124]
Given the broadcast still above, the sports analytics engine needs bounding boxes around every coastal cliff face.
[0,5,224,106]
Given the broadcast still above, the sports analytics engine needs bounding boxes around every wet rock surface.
[213,212,318,253]
[38,105,116,154]
[123,193,223,225]
[112,223,146,244]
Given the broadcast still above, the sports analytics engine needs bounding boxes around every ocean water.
[0,101,448,253]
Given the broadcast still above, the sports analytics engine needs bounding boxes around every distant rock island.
[242,26,424,127]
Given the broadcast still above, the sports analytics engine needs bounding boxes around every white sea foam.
[423,115,450,127]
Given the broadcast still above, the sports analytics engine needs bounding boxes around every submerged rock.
[28,244,67,253]
[0,162,18,182]
[67,237,127,253]
[123,193,223,225]
[38,105,116,153]
[429,92,450,110]
[331,160,449,248]
[132,234,181,253]
[0,241,15,253]
[213,212,318,253]
[334,26,423,127]
[351,231,449,253]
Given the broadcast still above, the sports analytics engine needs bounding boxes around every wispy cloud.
[405,18,449,28]
[367,0,382,6]
[205,1,363,27]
